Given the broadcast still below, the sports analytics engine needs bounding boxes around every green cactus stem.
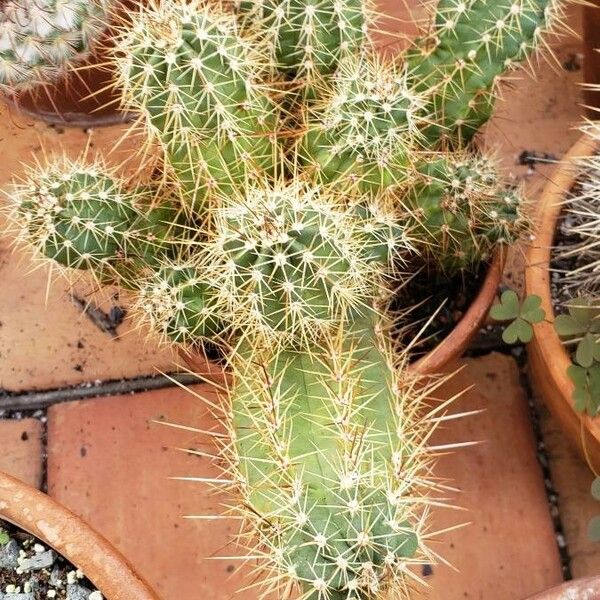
[228,316,436,600]
[114,0,279,213]
[406,0,565,146]
[400,155,525,272]
[0,0,109,93]
[11,158,183,284]
[236,0,369,91]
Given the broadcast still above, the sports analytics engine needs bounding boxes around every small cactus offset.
[402,155,526,271]
[299,52,424,192]
[13,157,184,284]
[5,0,570,599]
[0,0,109,94]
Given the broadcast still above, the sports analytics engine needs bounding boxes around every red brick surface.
[0,419,43,488]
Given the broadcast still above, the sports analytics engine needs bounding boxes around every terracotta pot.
[523,576,600,599]
[183,251,504,379]
[4,1,136,127]
[525,133,600,472]
[0,470,159,600]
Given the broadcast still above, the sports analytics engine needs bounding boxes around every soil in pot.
[0,519,102,599]
[391,259,489,360]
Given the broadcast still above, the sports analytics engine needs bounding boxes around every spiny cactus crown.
[300,52,425,190]
[5,1,565,599]
[115,0,278,209]
[0,0,109,93]
[135,180,410,348]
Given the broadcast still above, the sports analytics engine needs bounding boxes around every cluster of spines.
[134,179,411,349]
[400,154,525,271]
[299,52,425,192]
[0,0,109,93]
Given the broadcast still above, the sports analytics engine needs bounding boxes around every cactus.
[114,0,279,213]
[5,0,570,599]
[134,179,410,348]
[12,157,183,284]
[300,52,425,192]
[235,0,370,92]
[0,0,109,94]
[227,315,437,600]
[401,155,525,271]
[406,0,566,147]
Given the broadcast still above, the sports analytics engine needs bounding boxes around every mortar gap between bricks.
[0,371,204,413]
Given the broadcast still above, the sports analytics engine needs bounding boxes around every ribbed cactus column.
[401,155,525,272]
[236,0,369,91]
[115,0,279,213]
[229,317,434,600]
[407,0,564,146]
[0,0,109,93]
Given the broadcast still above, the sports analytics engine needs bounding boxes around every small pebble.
[19,550,55,571]
[89,592,103,600]
[0,540,20,569]
[0,594,34,600]
[66,583,92,600]
[33,544,45,554]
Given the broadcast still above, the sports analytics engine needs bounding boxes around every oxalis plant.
[6,0,568,598]
[0,0,111,95]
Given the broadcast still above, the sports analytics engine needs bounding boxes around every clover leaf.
[555,298,600,369]
[568,364,600,415]
[490,290,545,344]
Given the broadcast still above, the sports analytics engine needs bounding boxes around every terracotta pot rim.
[0,471,160,600]
[523,576,600,599]
[525,133,600,462]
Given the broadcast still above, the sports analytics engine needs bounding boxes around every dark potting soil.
[392,260,488,359]
[0,519,102,599]
[550,211,583,310]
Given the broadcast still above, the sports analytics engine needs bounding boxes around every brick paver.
[0,419,43,488]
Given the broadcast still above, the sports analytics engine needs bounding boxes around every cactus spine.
[0,0,109,93]
[6,0,568,598]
